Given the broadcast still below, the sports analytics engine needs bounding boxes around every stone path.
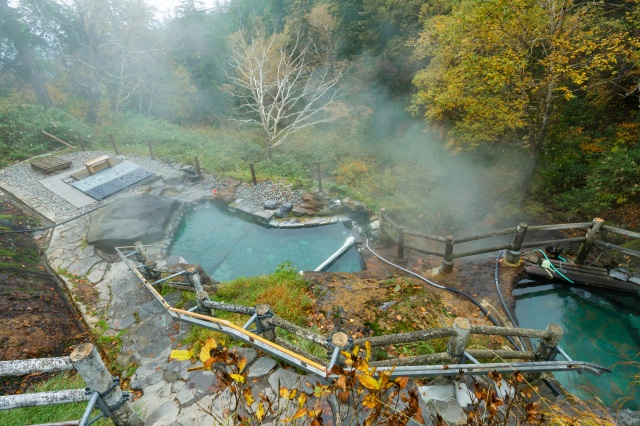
[4,154,639,425]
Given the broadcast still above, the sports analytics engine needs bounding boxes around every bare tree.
[227,31,347,159]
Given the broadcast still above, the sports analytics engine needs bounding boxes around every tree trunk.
[519,78,557,205]
[0,0,53,108]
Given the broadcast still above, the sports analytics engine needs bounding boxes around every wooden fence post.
[439,235,455,274]
[534,324,563,360]
[70,343,143,426]
[447,317,471,363]
[397,227,405,263]
[255,304,276,342]
[249,163,257,185]
[330,332,351,367]
[187,268,214,317]
[505,222,528,264]
[575,218,605,264]
[194,156,201,176]
[316,162,322,193]
[147,142,155,159]
[109,134,120,155]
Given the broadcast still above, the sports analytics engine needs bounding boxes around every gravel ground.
[0,151,304,220]
[235,180,303,207]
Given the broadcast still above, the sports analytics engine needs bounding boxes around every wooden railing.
[115,245,610,378]
[379,209,640,273]
[0,343,142,426]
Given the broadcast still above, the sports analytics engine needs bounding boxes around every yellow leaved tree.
[411,0,636,203]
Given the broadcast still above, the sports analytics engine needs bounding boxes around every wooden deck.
[525,259,640,292]
[30,156,72,174]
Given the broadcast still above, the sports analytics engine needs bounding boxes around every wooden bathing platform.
[525,258,640,293]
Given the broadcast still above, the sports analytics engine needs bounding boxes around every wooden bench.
[30,156,72,174]
[85,155,115,175]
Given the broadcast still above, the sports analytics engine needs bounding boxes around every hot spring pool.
[169,202,363,281]
[515,282,639,410]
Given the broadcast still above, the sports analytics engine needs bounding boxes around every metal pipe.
[327,347,340,373]
[463,351,481,365]
[150,271,188,287]
[243,314,258,330]
[187,305,199,312]
[79,392,98,426]
[314,236,356,272]
[556,345,573,362]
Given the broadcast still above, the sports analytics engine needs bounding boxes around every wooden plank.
[525,265,640,292]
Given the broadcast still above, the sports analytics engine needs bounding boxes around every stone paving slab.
[39,172,96,208]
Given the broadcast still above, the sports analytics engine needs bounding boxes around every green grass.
[213,262,313,326]
[0,372,109,425]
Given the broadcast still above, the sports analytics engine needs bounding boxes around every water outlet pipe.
[314,236,356,272]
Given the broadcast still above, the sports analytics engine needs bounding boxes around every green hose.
[534,249,575,284]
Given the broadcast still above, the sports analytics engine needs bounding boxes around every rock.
[268,368,300,391]
[87,195,181,253]
[299,193,329,216]
[215,177,243,204]
[232,347,258,364]
[180,165,197,176]
[342,198,371,224]
[292,206,306,217]
[247,357,277,378]
[263,199,279,210]
[143,401,179,425]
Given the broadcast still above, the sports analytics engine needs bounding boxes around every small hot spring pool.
[515,282,640,410]
[169,202,363,281]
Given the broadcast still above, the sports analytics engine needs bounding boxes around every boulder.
[215,177,242,204]
[342,198,371,224]
[87,195,181,253]
[263,199,279,210]
[274,202,294,218]
[299,192,329,216]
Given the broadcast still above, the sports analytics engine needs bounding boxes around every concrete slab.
[39,174,96,208]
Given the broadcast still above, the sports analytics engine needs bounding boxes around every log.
[0,389,88,410]
[269,316,330,348]
[534,324,564,361]
[202,300,256,315]
[256,304,276,342]
[0,357,73,377]
[447,317,471,362]
[70,343,142,426]
[594,240,640,259]
[470,325,552,339]
[520,237,586,250]
[454,227,519,244]
[353,328,455,348]
[601,225,640,239]
[527,223,592,232]
[575,218,605,264]
[465,349,536,360]
[41,130,78,150]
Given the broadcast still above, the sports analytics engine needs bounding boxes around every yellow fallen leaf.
[169,349,192,361]
[199,337,217,363]
[230,373,245,383]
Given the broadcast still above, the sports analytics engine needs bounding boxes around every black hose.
[365,239,524,351]
[0,204,104,235]
[365,239,562,396]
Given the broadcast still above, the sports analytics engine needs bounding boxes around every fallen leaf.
[169,349,192,361]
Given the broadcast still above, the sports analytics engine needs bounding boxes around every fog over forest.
[1,0,638,231]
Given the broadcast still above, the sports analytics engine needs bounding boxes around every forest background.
[1,0,639,233]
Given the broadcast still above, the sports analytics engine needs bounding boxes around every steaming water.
[170,202,362,281]
[514,282,640,410]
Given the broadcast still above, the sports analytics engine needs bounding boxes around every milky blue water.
[514,283,640,410]
[169,202,362,282]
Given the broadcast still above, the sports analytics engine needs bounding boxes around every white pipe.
[314,236,356,272]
